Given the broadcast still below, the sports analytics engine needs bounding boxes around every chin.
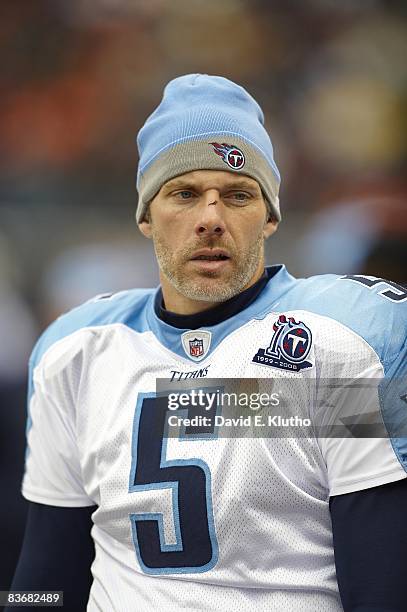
[181,279,241,303]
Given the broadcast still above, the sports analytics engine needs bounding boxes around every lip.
[189,248,231,261]
[189,258,231,272]
[188,249,231,273]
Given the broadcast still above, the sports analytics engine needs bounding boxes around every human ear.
[137,201,154,238]
[138,218,152,239]
[263,218,278,239]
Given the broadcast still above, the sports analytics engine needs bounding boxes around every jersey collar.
[145,265,297,363]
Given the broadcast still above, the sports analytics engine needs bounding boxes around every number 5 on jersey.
[128,393,219,574]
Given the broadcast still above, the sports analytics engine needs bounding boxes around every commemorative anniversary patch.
[252,314,313,372]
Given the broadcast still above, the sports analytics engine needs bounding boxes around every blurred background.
[1,0,406,593]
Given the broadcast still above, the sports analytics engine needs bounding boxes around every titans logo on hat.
[210,142,245,170]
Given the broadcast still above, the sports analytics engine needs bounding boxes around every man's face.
[139,170,278,311]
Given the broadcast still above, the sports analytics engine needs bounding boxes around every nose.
[194,189,226,238]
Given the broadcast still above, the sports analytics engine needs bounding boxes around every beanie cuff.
[136,136,281,223]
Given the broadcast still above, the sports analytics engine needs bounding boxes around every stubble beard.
[152,228,265,303]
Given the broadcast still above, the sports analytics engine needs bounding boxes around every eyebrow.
[162,178,259,192]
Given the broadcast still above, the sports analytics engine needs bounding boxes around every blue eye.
[227,192,250,203]
[178,190,194,199]
[234,192,248,200]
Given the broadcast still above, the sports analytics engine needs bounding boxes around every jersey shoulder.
[30,288,155,372]
[279,273,407,370]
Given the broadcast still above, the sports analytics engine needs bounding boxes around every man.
[10,75,407,611]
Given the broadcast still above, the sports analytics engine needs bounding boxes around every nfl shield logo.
[189,338,204,358]
[181,330,212,362]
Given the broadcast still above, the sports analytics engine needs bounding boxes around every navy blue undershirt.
[9,269,407,611]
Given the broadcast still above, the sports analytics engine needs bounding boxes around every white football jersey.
[23,266,407,612]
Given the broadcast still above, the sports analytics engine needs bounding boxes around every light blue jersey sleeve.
[23,289,154,506]
[27,288,154,404]
[277,272,407,472]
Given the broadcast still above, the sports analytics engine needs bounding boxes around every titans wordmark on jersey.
[23,266,407,612]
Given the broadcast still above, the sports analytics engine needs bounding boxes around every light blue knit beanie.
[136,74,281,223]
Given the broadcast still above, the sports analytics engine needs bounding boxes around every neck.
[155,267,274,330]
